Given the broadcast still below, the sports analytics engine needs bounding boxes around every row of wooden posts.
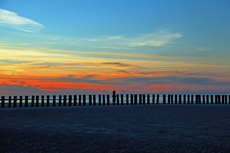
[1,92,230,108]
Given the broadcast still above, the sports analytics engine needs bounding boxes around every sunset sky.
[0,0,230,96]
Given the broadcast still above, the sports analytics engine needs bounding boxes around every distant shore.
[1,105,230,152]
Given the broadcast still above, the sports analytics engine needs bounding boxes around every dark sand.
[1,105,230,153]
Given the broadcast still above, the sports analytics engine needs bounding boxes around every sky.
[0,0,230,96]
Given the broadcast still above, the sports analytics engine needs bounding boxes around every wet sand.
[1,105,230,152]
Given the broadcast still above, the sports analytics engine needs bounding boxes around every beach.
[1,105,230,152]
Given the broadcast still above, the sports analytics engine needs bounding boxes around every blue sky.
[0,0,230,95]
[1,0,230,53]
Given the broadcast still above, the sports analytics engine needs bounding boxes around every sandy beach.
[0,105,230,153]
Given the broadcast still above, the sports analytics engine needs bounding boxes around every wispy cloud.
[0,9,44,32]
[88,30,182,49]
[196,47,209,51]
[100,62,139,67]
[125,31,182,47]
[28,61,139,70]
[37,30,182,50]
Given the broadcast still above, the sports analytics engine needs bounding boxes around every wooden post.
[36,96,39,107]
[131,94,134,105]
[175,95,178,104]
[19,96,22,107]
[112,91,116,105]
[191,95,193,104]
[152,94,155,104]
[187,95,190,104]
[69,95,72,106]
[222,95,225,104]
[225,95,227,104]
[59,95,62,106]
[134,94,137,105]
[215,95,217,104]
[216,95,219,104]
[1,96,5,108]
[139,94,142,105]
[103,95,106,105]
[63,95,67,106]
[199,95,202,104]
[183,95,186,104]
[126,94,129,105]
[206,95,209,104]
[46,95,49,107]
[203,95,205,104]
[13,96,17,108]
[179,95,182,104]
[217,95,219,104]
[73,95,77,106]
[9,96,12,108]
[195,95,198,104]
[89,95,92,106]
[83,95,86,106]
[41,96,44,107]
[99,95,101,106]
[107,95,110,105]
[117,94,119,105]
[156,94,159,104]
[79,95,82,106]
[147,94,150,105]
[168,94,170,104]
[143,94,146,105]
[121,94,124,105]
[171,95,173,104]
[93,95,96,106]
[31,96,34,107]
[53,95,56,106]
[218,95,221,104]
[229,95,230,104]
[163,95,166,104]
[211,95,213,104]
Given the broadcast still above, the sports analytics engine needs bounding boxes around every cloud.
[53,72,230,88]
[58,75,103,84]
[87,30,182,49]
[0,9,44,32]
[1,72,230,95]
[28,61,139,69]
[0,60,29,64]
[30,65,52,69]
[0,83,104,96]
[124,31,182,47]
[41,30,182,50]
[0,83,44,96]
[100,62,139,67]
[122,76,230,87]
